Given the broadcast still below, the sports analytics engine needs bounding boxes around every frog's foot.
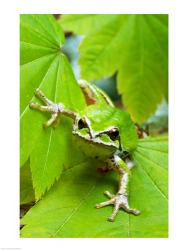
[29,88,63,128]
[95,191,140,222]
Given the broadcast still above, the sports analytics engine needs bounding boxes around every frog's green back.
[81,104,138,152]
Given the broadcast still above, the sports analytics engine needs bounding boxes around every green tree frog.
[29,79,140,222]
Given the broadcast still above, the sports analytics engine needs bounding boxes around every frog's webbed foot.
[29,89,76,128]
[95,191,140,222]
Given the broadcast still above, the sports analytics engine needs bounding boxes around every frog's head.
[72,115,120,157]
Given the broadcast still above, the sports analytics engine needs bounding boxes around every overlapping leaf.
[60,14,168,123]
[20,161,35,205]
[20,14,87,199]
[21,136,168,238]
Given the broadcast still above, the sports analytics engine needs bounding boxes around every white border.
[17,0,172,14]
[0,0,187,249]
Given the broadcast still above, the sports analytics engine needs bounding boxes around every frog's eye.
[107,129,119,141]
[78,119,88,129]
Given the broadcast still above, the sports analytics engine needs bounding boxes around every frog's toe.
[96,192,140,222]
[95,198,114,208]
[108,203,120,222]
[104,190,114,198]
[34,88,53,105]
[29,102,40,109]
[122,205,141,216]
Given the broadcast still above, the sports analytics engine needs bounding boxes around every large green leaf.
[21,136,168,238]
[60,14,168,123]
[20,14,87,199]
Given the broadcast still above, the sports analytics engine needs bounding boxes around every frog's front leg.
[29,89,76,128]
[96,155,140,222]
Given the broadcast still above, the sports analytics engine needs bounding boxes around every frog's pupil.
[108,130,119,141]
[78,119,87,129]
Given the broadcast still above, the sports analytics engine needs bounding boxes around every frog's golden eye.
[78,119,88,129]
[107,129,119,141]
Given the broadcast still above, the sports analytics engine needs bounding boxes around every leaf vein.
[137,145,168,154]
[135,150,168,172]
[136,157,168,200]
[52,184,96,236]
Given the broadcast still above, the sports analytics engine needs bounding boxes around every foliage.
[21,136,168,238]
[20,14,168,238]
[20,14,87,200]
[60,14,168,123]
[20,161,35,205]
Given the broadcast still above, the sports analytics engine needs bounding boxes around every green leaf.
[20,14,87,199]
[20,161,35,205]
[131,136,168,237]
[60,14,168,123]
[60,14,117,35]
[21,136,168,238]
